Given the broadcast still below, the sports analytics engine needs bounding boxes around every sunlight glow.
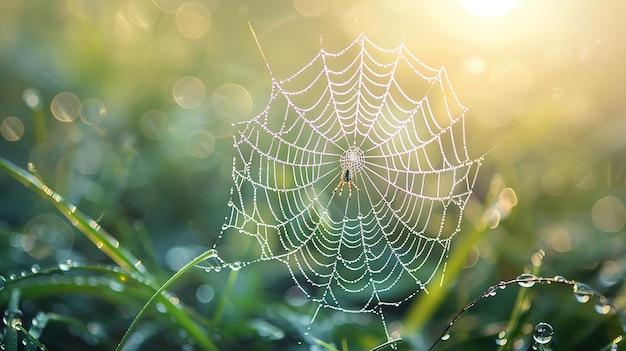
[460,0,520,17]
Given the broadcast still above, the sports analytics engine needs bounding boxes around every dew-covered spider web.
[212,33,483,338]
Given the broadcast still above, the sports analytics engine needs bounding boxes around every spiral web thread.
[215,33,483,337]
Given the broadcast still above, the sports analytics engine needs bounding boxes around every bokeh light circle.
[462,56,487,74]
[293,0,328,17]
[1,117,24,142]
[51,92,81,122]
[173,76,206,109]
[175,2,212,39]
[115,1,152,44]
[22,88,42,110]
[187,130,215,158]
[67,0,109,22]
[22,214,74,261]
[152,0,184,13]
[140,110,170,140]
[196,284,215,303]
[592,196,625,233]
[80,98,107,125]
[212,83,252,122]
[74,138,105,175]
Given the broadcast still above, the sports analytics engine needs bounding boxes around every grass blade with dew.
[4,289,21,351]
[0,156,151,281]
[496,251,545,351]
[0,156,216,350]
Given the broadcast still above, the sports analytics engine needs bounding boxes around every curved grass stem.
[0,156,151,281]
[116,249,219,351]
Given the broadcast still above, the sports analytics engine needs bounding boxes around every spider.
[332,168,361,198]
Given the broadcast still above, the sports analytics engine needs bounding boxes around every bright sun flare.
[460,0,520,17]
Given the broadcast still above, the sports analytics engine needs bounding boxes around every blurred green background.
[0,0,624,350]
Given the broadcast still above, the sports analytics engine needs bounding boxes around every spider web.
[215,33,482,334]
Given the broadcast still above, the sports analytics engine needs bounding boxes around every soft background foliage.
[0,1,624,350]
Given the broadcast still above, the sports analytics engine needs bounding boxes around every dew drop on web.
[516,273,537,288]
[594,298,611,314]
[573,282,594,303]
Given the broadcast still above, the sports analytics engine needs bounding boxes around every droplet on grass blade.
[58,261,71,271]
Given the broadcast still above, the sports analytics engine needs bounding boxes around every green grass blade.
[5,289,21,351]
[0,156,152,281]
[213,268,238,325]
[16,324,48,351]
[116,249,219,351]
[1,156,215,349]
[312,337,341,351]
[403,226,486,334]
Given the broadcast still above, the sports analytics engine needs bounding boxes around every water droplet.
[108,280,125,292]
[156,302,167,313]
[517,273,537,288]
[221,224,228,230]
[206,249,218,258]
[533,322,554,344]
[357,213,364,220]
[441,333,450,341]
[31,264,41,273]
[6,310,24,328]
[230,261,242,271]
[495,337,508,346]
[213,266,221,273]
[553,275,566,283]
[594,299,611,315]
[0,275,5,291]
[59,260,72,271]
[573,282,594,303]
